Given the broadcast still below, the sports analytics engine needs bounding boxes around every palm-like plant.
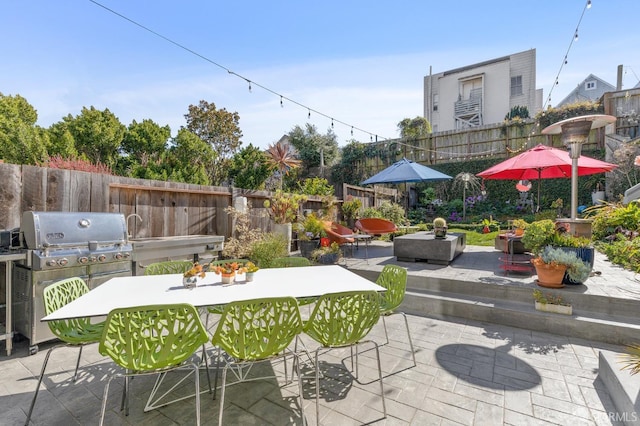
[264,138,302,189]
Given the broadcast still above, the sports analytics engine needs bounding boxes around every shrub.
[248,233,288,268]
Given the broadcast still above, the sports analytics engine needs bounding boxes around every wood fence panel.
[70,170,92,212]
[0,163,22,229]
[45,169,69,212]
[174,183,190,236]
[21,166,47,213]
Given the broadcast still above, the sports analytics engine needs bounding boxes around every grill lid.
[22,211,128,250]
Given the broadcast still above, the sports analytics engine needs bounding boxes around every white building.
[423,49,543,132]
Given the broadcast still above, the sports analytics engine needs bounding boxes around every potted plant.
[244,261,259,282]
[533,289,572,315]
[312,241,341,264]
[341,197,362,229]
[521,219,555,255]
[433,217,447,239]
[212,261,248,284]
[295,213,326,259]
[531,246,591,288]
[264,190,307,254]
[182,262,206,289]
[511,218,528,236]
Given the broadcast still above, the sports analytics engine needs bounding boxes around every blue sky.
[2,0,639,150]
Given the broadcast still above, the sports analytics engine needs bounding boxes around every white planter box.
[535,301,572,315]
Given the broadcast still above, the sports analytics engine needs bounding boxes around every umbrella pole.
[537,169,541,213]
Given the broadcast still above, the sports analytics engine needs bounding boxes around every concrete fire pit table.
[393,231,466,264]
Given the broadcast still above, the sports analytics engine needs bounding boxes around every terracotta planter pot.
[220,273,235,284]
[532,258,567,288]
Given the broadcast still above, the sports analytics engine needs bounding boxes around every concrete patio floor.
[2,241,638,425]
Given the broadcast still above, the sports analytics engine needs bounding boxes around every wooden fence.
[0,163,332,239]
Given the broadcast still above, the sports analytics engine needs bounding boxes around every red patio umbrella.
[477,144,617,211]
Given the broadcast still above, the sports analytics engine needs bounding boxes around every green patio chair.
[98,303,210,426]
[144,260,194,275]
[376,265,416,366]
[25,277,104,425]
[301,290,385,424]
[211,297,305,426]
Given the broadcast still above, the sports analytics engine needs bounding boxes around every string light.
[280,96,283,107]
[543,0,591,111]
[88,0,390,143]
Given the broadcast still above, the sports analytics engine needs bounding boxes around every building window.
[432,94,439,111]
[585,81,597,90]
[510,76,523,97]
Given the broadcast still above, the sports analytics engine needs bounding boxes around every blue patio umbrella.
[361,158,452,185]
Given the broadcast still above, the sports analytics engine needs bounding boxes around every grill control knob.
[89,256,97,263]
[97,254,107,262]
[58,258,69,266]
[122,252,131,258]
[114,252,123,260]
[46,259,57,267]
[78,257,89,264]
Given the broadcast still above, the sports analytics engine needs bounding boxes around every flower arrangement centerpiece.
[244,261,259,282]
[212,261,247,284]
[183,262,207,289]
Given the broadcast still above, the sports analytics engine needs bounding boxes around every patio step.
[401,287,640,345]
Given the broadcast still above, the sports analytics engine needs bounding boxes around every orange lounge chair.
[354,218,397,236]
[323,221,356,246]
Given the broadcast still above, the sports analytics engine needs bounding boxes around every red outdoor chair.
[354,218,397,236]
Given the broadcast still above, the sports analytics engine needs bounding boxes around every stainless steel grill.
[13,211,133,354]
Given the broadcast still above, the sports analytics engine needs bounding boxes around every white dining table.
[42,265,386,321]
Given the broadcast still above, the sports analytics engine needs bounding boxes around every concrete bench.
[394,231,466,264]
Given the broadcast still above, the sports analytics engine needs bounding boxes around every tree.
[61,106,126,168]
[228,144,271,190]
[46,121,78,159]
[166,128,216,185]
[0,93,49,165]
[398,116,432,141]
[264,137,302,189]
[184,100,243,185]
[287,124,338,177]
[121,119,171,167]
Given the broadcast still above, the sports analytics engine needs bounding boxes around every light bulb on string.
[587,0,591,8]
[350,127,353,136]
[247,80,252,92]
[331,119,334,129]
[308,109,311,119]
[280,96,283,108]
[574,31,579,41]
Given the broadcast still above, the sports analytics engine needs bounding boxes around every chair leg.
[400,312,417,366]
[370,341,387,418]
[99,375,116,426]
[25,344,64,425]
[192,363,201,426]
[381,315,390,345]
[294,352,306,426]
[213,346,221,400]
[201,345,212,393]
[218,363,230,426]
[73,345,84,382]
[314,348,321,426]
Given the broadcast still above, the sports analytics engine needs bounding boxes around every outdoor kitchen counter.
[0,250,28,356]
[130,235,224,275]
